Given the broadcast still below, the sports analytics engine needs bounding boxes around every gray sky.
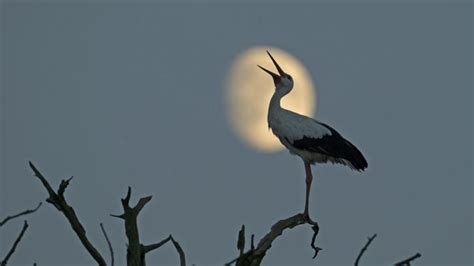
[1,2,472,266]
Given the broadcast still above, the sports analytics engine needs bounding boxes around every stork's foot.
[302,211,317,226]
[303,211,311,222]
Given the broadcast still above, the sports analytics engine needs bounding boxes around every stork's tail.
[343,139,368,171]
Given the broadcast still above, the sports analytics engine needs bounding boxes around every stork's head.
[258,51,294,94]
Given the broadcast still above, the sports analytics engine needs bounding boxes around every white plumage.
[259,51,367,218]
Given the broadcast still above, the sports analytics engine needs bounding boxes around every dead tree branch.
[142,235,172,254]
[29,161,106,266]
[237,225,245,256]
[394,252,422,266]
[111,186,150,266]
[100,223,114,266]
[354,234,377,266]
[227,213,321,266]
[0,202,41,227]
[111,187,186,266]
[1,220,29,266]
[170,235,186,266]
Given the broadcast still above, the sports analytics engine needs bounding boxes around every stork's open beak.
[258,51,286,84]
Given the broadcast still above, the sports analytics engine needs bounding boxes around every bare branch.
[134,196,152,214]
[100,223,114,266]
[250,234,255,251]
[253,213,319,262]
[0,202,42,227]
[237,225,245,256]
[141,234,186,266]
[112,187,151,266]
[170,235,186,266]
[354,234,377,266]
[112,187,186,266]
[1,220,29,266]
[228,213,321,266]
[29,161,106,266]
[143,235,172,254]
[394,252,422,266]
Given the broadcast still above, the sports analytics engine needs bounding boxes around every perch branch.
[29,161,106,266]
[1,221,29,266]
[0,202,42,227]
[228,213,321,266]
[354,233,377,266]
[100,223,114,266]
[394,252,421,266]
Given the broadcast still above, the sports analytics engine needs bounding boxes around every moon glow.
[226,47,316,153]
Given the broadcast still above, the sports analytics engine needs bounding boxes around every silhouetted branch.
[227,213,321,266]
[111,187,186,266]
[111,186,152,266]
[354,234,377,266]
[29,161,106,266]
[250,234,255,251]
[0,202,42,227]
[100,223,114,266]
[143,235,172,253]
[1,221,29,266]
[170,235,186,266]
[237,225,245,256]
[394,252,421,266]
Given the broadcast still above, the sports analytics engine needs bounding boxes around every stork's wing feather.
[291,122,368,171]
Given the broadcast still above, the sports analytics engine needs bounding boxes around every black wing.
[291,123,368,171]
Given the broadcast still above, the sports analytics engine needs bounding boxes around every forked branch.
[29,161,106,266]
[111,187,186,266]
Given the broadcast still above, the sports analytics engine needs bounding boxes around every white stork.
[258,51,367,218]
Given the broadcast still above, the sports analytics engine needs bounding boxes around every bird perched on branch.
[258,51,367,218]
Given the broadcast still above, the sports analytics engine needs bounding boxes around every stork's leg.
[303,161,313,218]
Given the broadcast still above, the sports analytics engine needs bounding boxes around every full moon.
[225,47,316,153]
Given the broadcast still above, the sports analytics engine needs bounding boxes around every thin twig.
[394,252,421,266]
[29,161,106,266]
[0,202,42,227]
[100,223,114,266]
[170,235,186,266]
[143,235,172,253]
[1,220,29,266]
[354,234,377,266]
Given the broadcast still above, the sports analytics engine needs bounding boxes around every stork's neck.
[269,87,289,112]
[268,87,291,130]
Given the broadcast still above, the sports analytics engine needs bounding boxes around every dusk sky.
[1,2,472,265]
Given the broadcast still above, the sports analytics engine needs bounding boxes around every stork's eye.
[287,75,292,80]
